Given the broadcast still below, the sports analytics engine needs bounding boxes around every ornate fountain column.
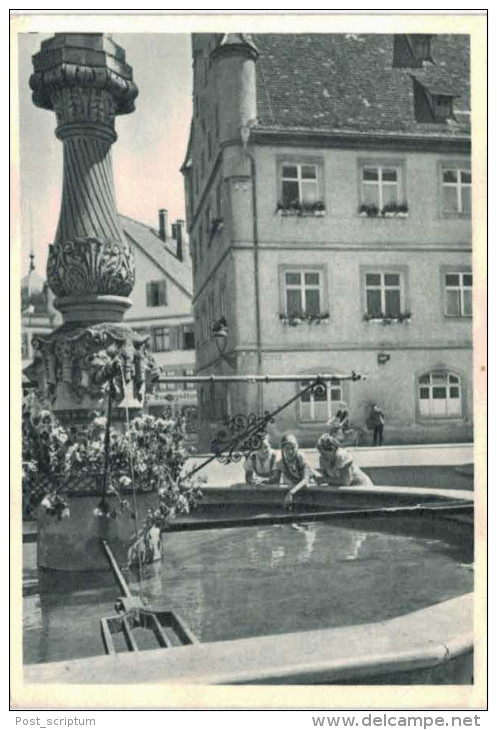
[28,34,154,422]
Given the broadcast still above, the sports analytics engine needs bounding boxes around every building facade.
[119,212,197,417]
[182,33,472,447]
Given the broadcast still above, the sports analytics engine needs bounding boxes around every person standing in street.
[370,404,385,446]
[327,402,349,441]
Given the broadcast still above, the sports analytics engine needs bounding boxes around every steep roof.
[119,214,193,298]
[253,34,470,137]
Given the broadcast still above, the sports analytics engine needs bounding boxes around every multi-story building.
[120,211,197,417]
[182,32,472,446]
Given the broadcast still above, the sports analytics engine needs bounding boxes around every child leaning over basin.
[278,434,319,508]
[244,435,280,486]
[315,433,373,488]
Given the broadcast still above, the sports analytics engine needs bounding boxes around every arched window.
[418,371,462,418]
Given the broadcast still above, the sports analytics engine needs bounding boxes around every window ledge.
[358,212,409,220]
[280,313,330,326]
[440,212,471,220]
[416,417,465,424]
[276,209,326,218]
[363,315,412,325]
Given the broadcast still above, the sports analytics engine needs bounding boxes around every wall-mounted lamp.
[213,317,236,368]
[377,352,391,366]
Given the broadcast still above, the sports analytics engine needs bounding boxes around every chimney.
[158,209,168,241]
[173,219,185,261]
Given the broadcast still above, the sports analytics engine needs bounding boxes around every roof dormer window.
[412,77,457,123]
[409,34,432,63]
[432,94,454,121]
[393,34,433,68]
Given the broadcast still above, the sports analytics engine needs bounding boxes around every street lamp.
[212,316,236,368]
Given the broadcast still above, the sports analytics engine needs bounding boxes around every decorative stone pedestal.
[27,34,159,570]
[37,493,159,571]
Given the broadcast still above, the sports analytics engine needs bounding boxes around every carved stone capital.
[29,34,138,122]
[47,236,135,299]
[50,86,118,138]
[27,323,155,414]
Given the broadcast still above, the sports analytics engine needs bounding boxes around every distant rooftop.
[119,214,193,298]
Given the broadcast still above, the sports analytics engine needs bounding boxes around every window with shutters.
[146,280,167,307]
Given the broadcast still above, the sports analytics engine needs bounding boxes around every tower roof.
[21,269,48,314]
[211,33,259,60]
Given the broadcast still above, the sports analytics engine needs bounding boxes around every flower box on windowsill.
[358,203,409,219]
[276,202,326,218]
[280,312,330,326]
[363,312,412,325]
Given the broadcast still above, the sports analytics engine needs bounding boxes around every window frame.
[276,156,325,209]
[298,379,345,423]
[357,158,407,214]
[416,370,464,421]
[146,279,167,308]
[182,323,195,350]
[440,266,472,319]
[438,159,472,218]
[278,264,328,319]
[152,326,171,353]
[360,265,409,320]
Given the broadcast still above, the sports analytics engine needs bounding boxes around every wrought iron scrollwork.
[211,411,275,465]
[308,380,327,398]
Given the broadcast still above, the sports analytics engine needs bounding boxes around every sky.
[17,33,193,277]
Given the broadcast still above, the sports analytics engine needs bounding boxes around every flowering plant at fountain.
[22,404,71,519]
[22,401,203,523]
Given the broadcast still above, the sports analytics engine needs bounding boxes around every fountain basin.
[24,484,473,684]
